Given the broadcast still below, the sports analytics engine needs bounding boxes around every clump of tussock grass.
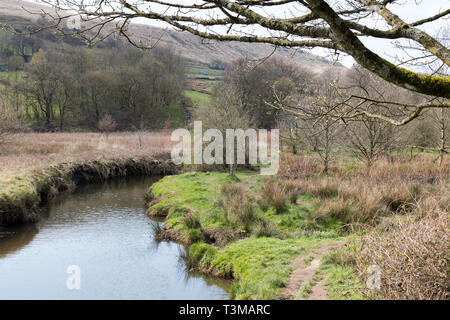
[312,177,427,227]
[260,179,299,214]
[182,213,204,243]
[379,183,421,212]
[219,183,246,220]
[253,219,278,238]
[358,155,449,183]
[234,201,258,233]
[183,213,202,229]
[219,183,260,233]
[306,178,339,199]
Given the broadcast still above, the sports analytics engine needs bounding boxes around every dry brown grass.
[261,179,299,213]
[278,153,323,179]
[278,153,449,299]
[356,155,449,184]
[0,131,174,187]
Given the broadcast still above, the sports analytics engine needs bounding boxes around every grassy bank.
[146,153,448,300]
[146,171,346,299]
[0,157,177,226]
[0,132,176,226]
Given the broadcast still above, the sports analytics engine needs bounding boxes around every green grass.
[148,171,258,233]
[148,170,346,241]
[317,248,365,300]
[296,276,319,300]
[147,170,353,299]
[293,244,364,300]
[0,71,24,80]
[184,90,212,106]
[190,237,324,299]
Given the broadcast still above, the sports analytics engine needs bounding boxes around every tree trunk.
[439,108,446,166]
[229,163,235,176]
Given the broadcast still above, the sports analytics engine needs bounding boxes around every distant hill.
[0,0,342,72]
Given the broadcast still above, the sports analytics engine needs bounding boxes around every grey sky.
[30,0,449,69]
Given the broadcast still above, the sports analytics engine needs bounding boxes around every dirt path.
[308,279,328,300]
[281,242,342,300]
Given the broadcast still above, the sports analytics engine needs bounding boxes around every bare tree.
[430,107,449,166]
[23,49,59,129]
[346,115,398,170]
[281,75,343,173]
[224,57,312,128]
[195,83,253,176]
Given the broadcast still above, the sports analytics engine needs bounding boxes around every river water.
[0,177,229,299]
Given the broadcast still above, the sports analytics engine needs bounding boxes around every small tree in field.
[98,114,117,138]
[195,83,252,176]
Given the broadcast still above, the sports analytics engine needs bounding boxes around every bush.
[355,212,449,300]
[98,114,117,135]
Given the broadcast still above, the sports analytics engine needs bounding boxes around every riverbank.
[145,171,354,299]
[0,157,177,226]
[146,154,448,300]
[0,132,176,226]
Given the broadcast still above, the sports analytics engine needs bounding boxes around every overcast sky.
[129,0,450,69]
[31,0,449,69]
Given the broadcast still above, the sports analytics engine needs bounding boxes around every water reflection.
[0,177,230,300]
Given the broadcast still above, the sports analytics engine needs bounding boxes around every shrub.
[355,212,449,300]
[98,114,117,135]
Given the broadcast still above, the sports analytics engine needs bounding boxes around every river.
[0,177,229,299]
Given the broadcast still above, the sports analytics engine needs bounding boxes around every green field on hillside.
[184,90,212,106]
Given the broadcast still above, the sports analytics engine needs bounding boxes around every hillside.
[0,0,340,71]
